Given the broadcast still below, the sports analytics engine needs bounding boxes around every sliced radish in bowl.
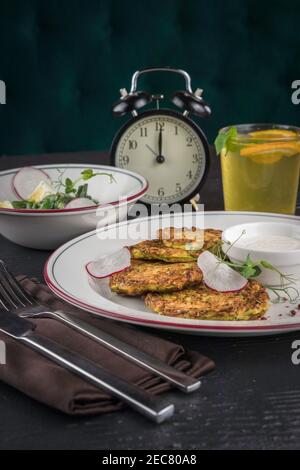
[13,167,51,200]
[197,250,248,292]
[86,247,131,279]
[65,198,97,209]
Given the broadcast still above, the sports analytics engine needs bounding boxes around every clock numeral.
[186,136,193,147]
[158,187,165,197]
[128,140,137,150]
[186,170,193,180]
[176,183,182,193]
[155,122,165,131]
[140,127,148,137]
[174,125,178,135]
[192,154,200,163]
[120,155,129,165]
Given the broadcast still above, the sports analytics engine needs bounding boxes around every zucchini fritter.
[145,281,269,320]
[129,228,222,263]
[109,260,202,296]
[129,240,198,262]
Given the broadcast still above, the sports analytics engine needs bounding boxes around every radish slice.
[86,248,131,279]
[13,167,51,200]
[197,250,248,292]
[65,198,96,209]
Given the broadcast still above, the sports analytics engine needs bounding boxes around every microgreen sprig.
[55,169,115,195]
[265,285,299,304]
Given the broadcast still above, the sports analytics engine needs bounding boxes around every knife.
[44,309,201,393]
[0,310,174,423]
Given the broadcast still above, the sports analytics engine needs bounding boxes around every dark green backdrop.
[0,0,299,156]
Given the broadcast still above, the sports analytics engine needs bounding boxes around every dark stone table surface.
[0,151,299,450]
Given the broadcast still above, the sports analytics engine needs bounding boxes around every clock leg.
[190,193,200,211]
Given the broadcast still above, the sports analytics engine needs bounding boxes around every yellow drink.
[218,125,300,214]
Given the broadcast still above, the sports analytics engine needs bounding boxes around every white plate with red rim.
[45,211,300,336]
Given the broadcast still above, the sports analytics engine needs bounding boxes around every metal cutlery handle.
[48,309,200,393]
[21,332,174,423]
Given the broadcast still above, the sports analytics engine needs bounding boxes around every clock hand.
[145,144,158,157]
[157,128,165,164]
[158,128,162,156]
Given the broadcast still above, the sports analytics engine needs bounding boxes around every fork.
[0,306,174,423]
[0,260,200,393]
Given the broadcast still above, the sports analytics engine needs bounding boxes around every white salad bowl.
[0,164,148,250]
[222,222,300,286]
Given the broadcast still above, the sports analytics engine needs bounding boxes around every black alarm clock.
[110,67,211,206]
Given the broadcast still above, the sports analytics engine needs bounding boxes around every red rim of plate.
[44,255,300,333]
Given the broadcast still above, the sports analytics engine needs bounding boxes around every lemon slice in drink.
[248,129,298,139]
[240,142,300,164]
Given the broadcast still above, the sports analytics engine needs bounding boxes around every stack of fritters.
[109,227,269,320]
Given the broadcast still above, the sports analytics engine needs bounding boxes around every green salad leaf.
[65,178,74,194]
[12,200,32,209]
[76,184,88,198]
[81,169,95,180]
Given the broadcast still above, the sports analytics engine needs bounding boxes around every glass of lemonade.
[217,124,300,214]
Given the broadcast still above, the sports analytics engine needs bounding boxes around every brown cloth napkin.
[0,276,215,416]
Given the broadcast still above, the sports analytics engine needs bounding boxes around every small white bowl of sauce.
[222,222,300,286]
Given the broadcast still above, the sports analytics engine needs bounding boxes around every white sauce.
[236,235,300,252]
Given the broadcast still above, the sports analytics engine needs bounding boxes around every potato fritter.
[109,260,202,296]
[145,281,269,320]
[129,228,222,263]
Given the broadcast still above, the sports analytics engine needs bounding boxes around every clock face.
[111,110,209,204]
